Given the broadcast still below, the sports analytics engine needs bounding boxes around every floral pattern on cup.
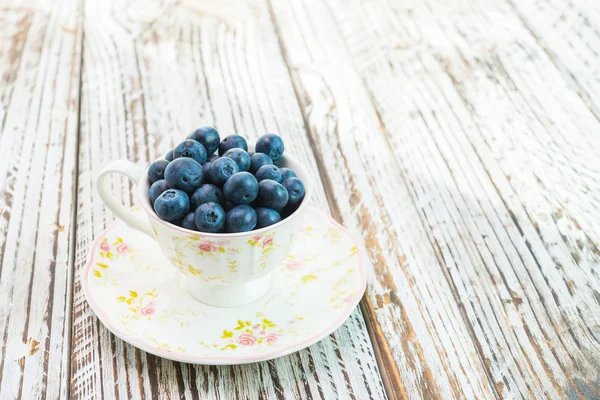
[158,223,295,284]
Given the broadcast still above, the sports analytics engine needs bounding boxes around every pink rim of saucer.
[81,206,367,365]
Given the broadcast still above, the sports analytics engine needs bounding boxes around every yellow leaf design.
[221,330,233,338]
[188,234,200,241]
[245,321,252,326]
[93,269,102,278]
[218,247,225,253]
[106,252,113,259]
[188,265,202,275]
[234,320,245,330]
[153,227,159,237]
[126,298,135,305]
[300,274,318,284]
[221,344,237,350]
[96,262,108,269]
[262,318,276,328]
[129,291,138,298]
[117,296,126,302]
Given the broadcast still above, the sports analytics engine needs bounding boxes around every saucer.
[82,206,367,364]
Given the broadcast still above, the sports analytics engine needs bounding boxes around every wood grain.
[268,0,600,398]
[70,0,386,398]
[0,0,82,399]
[2,0,600,398]
[267,1,495,399]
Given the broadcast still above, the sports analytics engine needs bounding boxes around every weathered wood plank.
[268,1,497,399]
[70,0,386,399]
[0,0,82,399]
[510,0,600,123]
[269,0,600,398]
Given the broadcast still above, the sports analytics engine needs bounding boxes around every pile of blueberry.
[148,127,305,233]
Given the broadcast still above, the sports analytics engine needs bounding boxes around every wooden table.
[1,0,599,398]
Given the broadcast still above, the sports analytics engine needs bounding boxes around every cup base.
[179,273,273,308]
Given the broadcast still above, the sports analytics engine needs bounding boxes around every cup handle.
[97,160,154,237]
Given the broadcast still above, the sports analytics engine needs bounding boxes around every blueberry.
[164,157,204,193]
[255,207,281,229]
[224,148,251,172]
[209,157,239,186]
[257,180,288,211]
[154,189,190,222]
[173,139,207,165]
[181,212,197,231]
[149,180,170,204]
[207,154,219,162]
[218,134,248,156]
[249,153,272,174]
[279,167,297,182]
[148,159,169,183]
[225,205,257,233]
[191,184,224,208]
[202,161,212,183]
[187,126,220,155]
[282,177,305,207]
[165,150,175,162]
[223,172,259,205]
[255,134,284,161]
[194,202,226,233]
[223,201,234,212]
[255,164,282,183]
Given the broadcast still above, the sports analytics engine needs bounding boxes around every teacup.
[97,143,313,307]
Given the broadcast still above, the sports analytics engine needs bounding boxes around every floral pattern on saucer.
[82,206,366,365]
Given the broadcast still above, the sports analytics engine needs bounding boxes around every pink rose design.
[217,239,230,246]
[116,243,129,254]
[100,242,110,251]
[259,330,266,335]
[343,294,354,303]
[253,324,260,330]
[263,237,274,246]
[198,242,218,252]
[285,260,304,272]
[265,334,279,344]
[237,333,257,346]
[140,304,155,316]
[252,234,263,241]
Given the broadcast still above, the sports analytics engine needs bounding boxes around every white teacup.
[97,144,313,308]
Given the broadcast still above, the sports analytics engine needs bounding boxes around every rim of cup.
[137,143,314,238]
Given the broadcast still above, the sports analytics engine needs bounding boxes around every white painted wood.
[70,0,386,399]
[267,1,497,399]
[2,0,599,398]
[272,0,600,397]
[0,0,82,399]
